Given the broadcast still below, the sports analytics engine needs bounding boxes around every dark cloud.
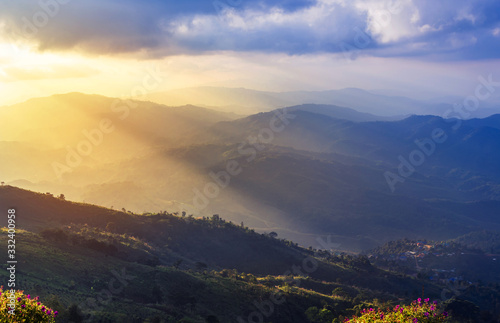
[0,0,499,60]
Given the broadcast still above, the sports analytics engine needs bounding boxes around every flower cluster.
[345,298,449,322]
[0,287,57,322]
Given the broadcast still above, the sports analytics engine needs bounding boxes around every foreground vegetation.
[344,298,448,323]
[0,288,57,322]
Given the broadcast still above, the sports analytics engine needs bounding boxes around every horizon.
[0,86,471,109]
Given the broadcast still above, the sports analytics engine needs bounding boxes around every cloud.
[0,0,499,60]
[161,0,367,55]
[354,0,421,43]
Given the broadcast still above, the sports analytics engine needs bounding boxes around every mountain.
[147,87,289,115]
[198,110,500,180]
[3,93,500,252]
[0,185,455,322]
[285,104,405,122]
[146,86,500,118]
[0,92,238,182]
[0,92,238,149]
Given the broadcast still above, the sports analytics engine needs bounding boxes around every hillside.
[0,93,237,167]
[0,185,457,322]
[367,238,500,321]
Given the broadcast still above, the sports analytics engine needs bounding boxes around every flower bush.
[0,287,57,322]
[345,298,449,323]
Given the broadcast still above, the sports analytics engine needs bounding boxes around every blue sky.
[0,0,499,105]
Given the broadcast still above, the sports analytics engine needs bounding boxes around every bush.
[0,288,57,322]
[345,298,449,322]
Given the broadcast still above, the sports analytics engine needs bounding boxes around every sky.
[1,0,500,106]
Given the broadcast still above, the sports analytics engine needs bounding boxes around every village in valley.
[367,239,500,287]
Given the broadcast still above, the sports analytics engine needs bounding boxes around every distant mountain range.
[146,86,500,118]
[2,92,500,251]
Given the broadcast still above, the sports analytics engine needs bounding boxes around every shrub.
[0,288,57,322]
[345,298,449,322]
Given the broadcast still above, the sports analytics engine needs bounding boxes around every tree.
[152,286,163,303]
[269,231,278,238]
[106,222,116,233]
[41,228,67,243]
[305,306,320,322]
[318,308,335,322]
[67,303,83,323]
[332,287,347,297]
[173,259,183,269]
[195,262,208,271]
[58,194,65,200]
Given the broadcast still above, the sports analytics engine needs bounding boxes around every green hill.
[0,185,453,322]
